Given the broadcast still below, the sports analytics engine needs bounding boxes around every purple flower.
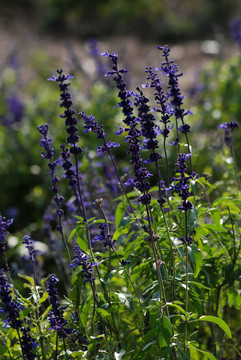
[135,87,162,164]
[80,112,106,138]
[218,121,239,130]
[145,66,173,130]
[103,51,153,203]
[0,215,13,243]
[22,235,36,262]
[70,246,98,282]
[169,153,193,210]
[102,52,133,126]
[1,94,25,127]
[0,269,22,329]
[60,144,78,188]
[21,327,39,359]
[46,274,71,337]
[179,123,191,134]
[49,69,83,155]
[97,141,120,152]
[230,18,241,47]
[179,236,193,245]
[37,124,64,225]
[92,223,116,248]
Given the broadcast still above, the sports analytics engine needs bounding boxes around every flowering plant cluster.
[0,43,240,360]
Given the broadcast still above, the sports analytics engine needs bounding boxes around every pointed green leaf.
[199,316,232,338]
[68,228,76,243]
[18,274,35,287]
[188,245,203,278]
[96,308,111,319]
[156,315,172,349]
[115,202,126,228]
[76,235,88,253]
[189,343,216,360]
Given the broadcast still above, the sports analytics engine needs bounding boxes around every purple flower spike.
[46,274,72,337]
[21,327,39,360]
[230,18,241,47]
[0,269,22,330]
[70,246,98,282]
[92,223,116,248]
[218,121,239,130]
[0,216,13,243]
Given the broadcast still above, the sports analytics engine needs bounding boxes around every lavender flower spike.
[46,274,72,337]
[92,223,116,248]
[20,326,39,360]
[0,269,22,330]
[70,246,98,282]
[49,69,82,156]
[0,215,14,243]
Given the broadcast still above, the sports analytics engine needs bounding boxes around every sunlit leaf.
[199,315,232,338]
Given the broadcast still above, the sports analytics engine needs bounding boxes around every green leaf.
[114,292,133,310]
[199,316,232,338]
[115,202,126,228]
[68,228,76,243]
[188,245,203,278]
[165,302,187,316]
[39,291,49,304]
[70,350,87,358]
[189,343,216,360]
[96,308,111,319]
[18,274,35,287]
[156,315,172,349]
[188,207,198,230]
[76,234,88,253]
[80,296,92,327]
[113,224,131,241]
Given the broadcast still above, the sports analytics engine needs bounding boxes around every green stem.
[184,210,189,353]
[230,132,240,191]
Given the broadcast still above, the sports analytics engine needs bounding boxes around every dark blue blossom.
[22,235,36,262]
[0,215,14,276]
[92,223,116,248]
[179,236,193,245]
[230,18,241,47]
[218,121,239,147]
[179,123,191,134]
[0,215,13,243]
[158,45,193,163]
[46,274,71,337]
[169,153,193,210]
[103,52,152,204]
[60,144,78,188]
[135,87,162,164]
[70,246,98,282]
[218,121,239,130]
[49,69,83,156]
[79,112,120,151]
[0,269,22,329]
[1,93,25,127]
[102,52,133,126]
[37,124,64,224]
[20,326,39,360]
[144,66,173,132]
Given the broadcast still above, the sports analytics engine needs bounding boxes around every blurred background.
[1,0,241,234]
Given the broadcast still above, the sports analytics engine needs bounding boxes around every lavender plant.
[0,44,240,360]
